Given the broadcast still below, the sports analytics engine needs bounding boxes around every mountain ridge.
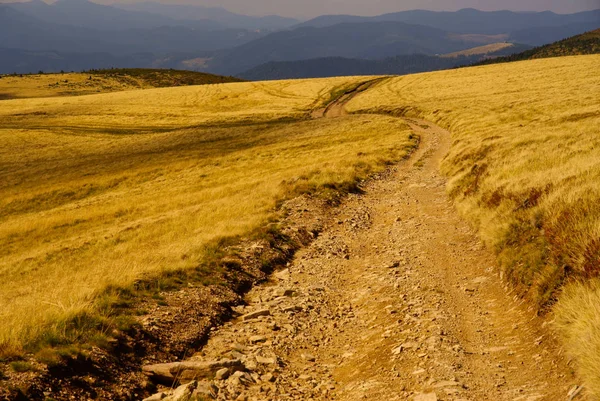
[117,1,299,30]
[238,43,531,80]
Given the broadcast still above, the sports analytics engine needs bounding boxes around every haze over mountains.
[0,0,598,76]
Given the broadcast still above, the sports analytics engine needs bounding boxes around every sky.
[101,0,600,19]
[1,0,599,18]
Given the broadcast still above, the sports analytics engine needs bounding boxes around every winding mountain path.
[142,86,581,401]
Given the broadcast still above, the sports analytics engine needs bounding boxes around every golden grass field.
[0,73,150,100]
[0,69,241,100]
[0,76,417,355]
[1,56,599,394]
[347,54,600,395]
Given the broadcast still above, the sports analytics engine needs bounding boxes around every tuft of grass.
[554,280,600,398]
[9,361,36,373]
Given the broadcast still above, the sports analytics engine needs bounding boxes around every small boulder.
[215,367,230,380]
[256,355,278,365]
[242,309,271,321]
[413,393,437,401]
[249,335,267,343]
[164,381,197,401]
[143,393,167,401]
[143,359,244,385]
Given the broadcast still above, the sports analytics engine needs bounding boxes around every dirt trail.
[142,112,581,400]
[311,78,388,119]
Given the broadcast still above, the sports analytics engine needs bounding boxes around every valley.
[1,2,598,76]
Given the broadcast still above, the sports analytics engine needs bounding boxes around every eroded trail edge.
[143,118,579,401]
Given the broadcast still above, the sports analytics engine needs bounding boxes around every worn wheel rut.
[311,78,389,119]
[142,92,580,401]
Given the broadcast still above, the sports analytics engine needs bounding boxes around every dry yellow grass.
[0,73,145,99]
[347,54,600,395]
[0,69,241,100]
[0,77,416,354]
[555,279,600,396]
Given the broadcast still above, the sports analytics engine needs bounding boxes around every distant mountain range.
[202,8,599,76]
[5,0,298,31]
[204,21,486,76]
[117,2,298,30]
[296,8,600,39]
[0,3,598,76]
[0,3,267,55]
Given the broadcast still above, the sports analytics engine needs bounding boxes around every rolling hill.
[239,44,531,80]
[0,69,242,100]
[204,21,510,76]
[201,9,599,76]
[478,28,600,65]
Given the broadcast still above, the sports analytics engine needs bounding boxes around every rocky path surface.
[142,118,581,401]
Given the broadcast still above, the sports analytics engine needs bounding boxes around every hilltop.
[476,28,600,65]
[0,68,242,99]
[89,68,243,88]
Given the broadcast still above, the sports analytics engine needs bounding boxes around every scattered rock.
[230,371,254,386]
[273,288,295,297]
[143,393,167,401]
[193,382,219,399]
[163,381,197,401]
[567,385,584,400]
[274,269,290,281]
[433,380,461,388]
[242,309,271,321]
[215,368,230,380]
[142,359,244,384]
[256,355,278,365]
[261,373,276,382]
[282,305,302,313]
[249,335,267,344]
[413,392,438,401]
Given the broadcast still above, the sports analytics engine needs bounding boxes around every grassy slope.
[441,42,514,57]
[347,55,600,395]
[477,28,600,65]
[0,76,417,354]
[0,69,242,100]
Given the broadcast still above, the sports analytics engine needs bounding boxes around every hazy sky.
[3,0,599,18]
[102,0,600,19]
